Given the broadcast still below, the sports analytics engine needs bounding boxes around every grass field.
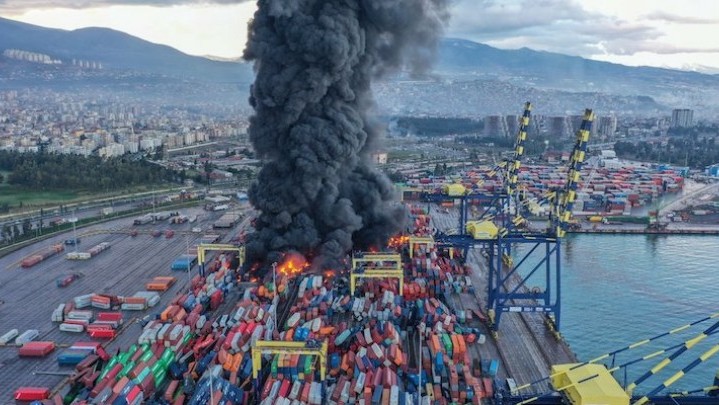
[0,171,167,210]
[0,186,81,207]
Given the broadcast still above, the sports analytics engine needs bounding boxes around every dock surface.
[430,208,577,394]
[0,206,250,395]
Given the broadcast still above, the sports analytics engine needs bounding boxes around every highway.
[0,203,250,394]
[0,186,217,243]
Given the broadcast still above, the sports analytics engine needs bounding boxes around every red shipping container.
[15,387,50,401]
[18,341,55,357]
[97,312,123,322]
[89,329,116,339]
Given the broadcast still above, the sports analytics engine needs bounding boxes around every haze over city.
[1,0,718,72]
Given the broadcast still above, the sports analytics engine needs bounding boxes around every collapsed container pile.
[12,204,515,404]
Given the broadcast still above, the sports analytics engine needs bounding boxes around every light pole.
[272,262,278,332]
[68,216,78,253]
[185,235,192,294]
[418,323,422,405]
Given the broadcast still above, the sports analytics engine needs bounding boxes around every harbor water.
[560,234,719,394]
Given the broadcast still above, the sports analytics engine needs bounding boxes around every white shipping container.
[147,295,160,307]
[67,310,94,321]
[73,294,94,308]
[15,329,39,345]
[157,323,171,341]
[91,301,111,310]
[289,380,301,400]
[0,329,19,345]
[121,303,147,311]
[59,323,85,333]
[52,304,65,323]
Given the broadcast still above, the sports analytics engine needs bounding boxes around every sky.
[1,0,719,72]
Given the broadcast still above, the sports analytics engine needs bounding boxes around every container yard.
[400,162,687,217]
[0,207,252,397]
[4,197,719,403]
[0,196,586,404]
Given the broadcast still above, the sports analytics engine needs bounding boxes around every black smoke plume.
[243,0,449,269]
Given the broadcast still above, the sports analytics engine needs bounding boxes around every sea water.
[560,234,719,394]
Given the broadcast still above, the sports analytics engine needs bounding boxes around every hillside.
[436,38,719,112]
[1,16,718,114]
[0,17,253,83]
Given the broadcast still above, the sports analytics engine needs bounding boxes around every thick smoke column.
[244,0,449,269]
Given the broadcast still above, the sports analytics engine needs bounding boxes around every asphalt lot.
[0,204,248,396]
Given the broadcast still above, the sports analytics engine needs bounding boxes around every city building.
[505,114,519,138]
[547,116,571,138]
[597,115,618,139]
[671,109,694,128]
[484,115,508,138]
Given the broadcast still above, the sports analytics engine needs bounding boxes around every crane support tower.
[250,340,328,380]
[197,244,245,276]
[431,103,533,259]
[487,109,593,332]
[350,268,405,295]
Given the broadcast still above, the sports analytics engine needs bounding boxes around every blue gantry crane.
[484,108,593,332]
[428,102,533,257]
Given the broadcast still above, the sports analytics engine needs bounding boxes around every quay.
[569,228,719,235]
[431,208,578,393]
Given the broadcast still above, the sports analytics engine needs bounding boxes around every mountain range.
[1,17,718,114]
[0,16,253,83]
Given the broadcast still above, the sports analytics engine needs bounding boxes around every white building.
[372,152,388,165]
[99,143,125,158]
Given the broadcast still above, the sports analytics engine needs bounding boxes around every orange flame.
[277,252,309,277]
[388,235,409,248]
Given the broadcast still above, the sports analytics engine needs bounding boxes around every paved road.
[659,182,719,215]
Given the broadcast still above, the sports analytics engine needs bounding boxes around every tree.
[22,218,32,236]
[153,145,165,160]
[2,224,11,242]
[386,170,407,183]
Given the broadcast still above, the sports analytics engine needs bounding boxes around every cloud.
[577,21,661,42]
[644,11,719,24]
[0,0,249,12]
[599,41,719,56]
[448,0,595,36]
[445,0,719,61]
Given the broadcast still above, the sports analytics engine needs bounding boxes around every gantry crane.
[250,340,329,398]
[505,313,719,405]
[431,102,533,258]
[350,252,404,295]
[197,243,245,276]
[484,108,593,332]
